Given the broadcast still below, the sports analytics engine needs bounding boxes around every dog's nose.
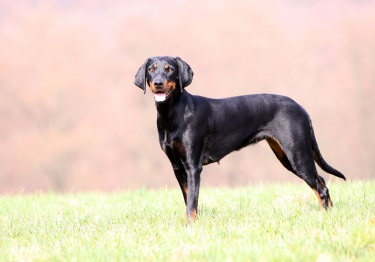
[154,81,163,89]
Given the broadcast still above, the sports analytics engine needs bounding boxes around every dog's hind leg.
[287,147,333,210]
[268,135,333,210]
[266,137,295,174]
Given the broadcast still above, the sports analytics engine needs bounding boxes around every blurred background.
[0,0,374,193]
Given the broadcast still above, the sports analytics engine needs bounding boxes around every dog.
[134,56,345,222]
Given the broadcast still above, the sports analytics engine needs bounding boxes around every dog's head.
[134,56,194,103]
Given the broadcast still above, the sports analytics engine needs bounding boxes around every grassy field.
[0,181,374,261]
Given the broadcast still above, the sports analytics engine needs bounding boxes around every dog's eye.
[168,69,173,73]
[149,68,154,73]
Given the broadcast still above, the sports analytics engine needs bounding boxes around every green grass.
[0,181,374,261]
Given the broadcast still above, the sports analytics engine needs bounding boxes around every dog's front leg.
[165,150,188,205]
[184,164,202,223]
[172,135,204,223]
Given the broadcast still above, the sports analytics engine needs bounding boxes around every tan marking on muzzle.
[149,79,177,96]
[168,81,177,92]
[149,80,157,93]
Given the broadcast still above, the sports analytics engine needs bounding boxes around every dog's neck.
[155,89,188,130]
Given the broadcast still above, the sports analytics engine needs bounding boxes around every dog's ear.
[175,57,194,93]
[134,58,150,94]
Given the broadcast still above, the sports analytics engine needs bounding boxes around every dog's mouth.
[153,88,172,102]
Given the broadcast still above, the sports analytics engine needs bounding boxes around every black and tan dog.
[134,56,345,222]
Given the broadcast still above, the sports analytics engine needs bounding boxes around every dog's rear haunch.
[134,56,345,222]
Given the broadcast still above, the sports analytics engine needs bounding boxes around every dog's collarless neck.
[156,91,189,128]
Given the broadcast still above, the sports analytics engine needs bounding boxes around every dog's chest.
[162,133,187,161]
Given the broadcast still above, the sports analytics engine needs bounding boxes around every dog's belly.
[199,94,302,164]
[202,129,268,166]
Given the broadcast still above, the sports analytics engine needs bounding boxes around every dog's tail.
[309,118,346,180]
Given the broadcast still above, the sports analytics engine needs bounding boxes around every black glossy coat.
[135,56,345,222]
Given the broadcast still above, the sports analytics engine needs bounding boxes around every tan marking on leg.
[192,208,197,221]
[266,137,295,172]
[187,208,197,223]
[181,186,188,205]
[328,198,333,207]
[266,137,284,159]
[312,189,323,211]
[317,177,333,208]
